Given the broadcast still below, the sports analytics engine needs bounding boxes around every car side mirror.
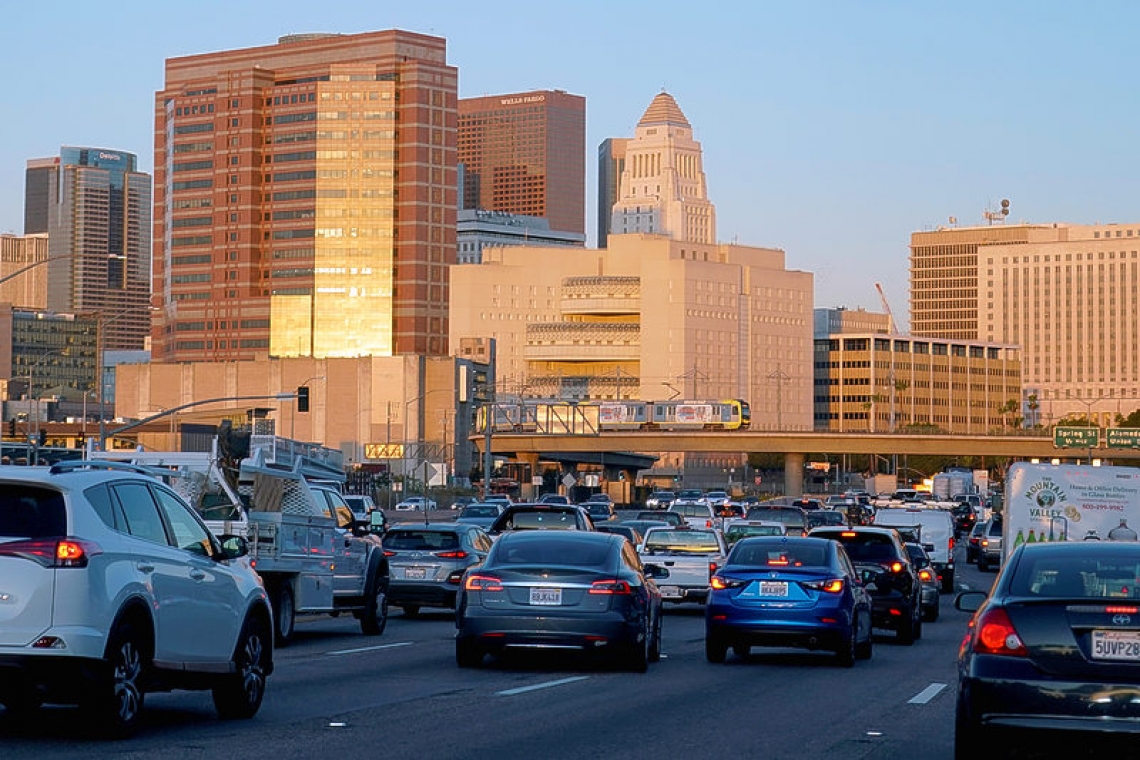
[217,534,249,560]
[955,590,987,613]
[644,563,670,580]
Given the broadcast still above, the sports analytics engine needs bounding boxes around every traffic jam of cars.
[3,455,1140,756]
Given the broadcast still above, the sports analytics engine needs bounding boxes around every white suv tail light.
[0,538,102,568]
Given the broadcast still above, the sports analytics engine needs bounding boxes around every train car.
[650,399,750,431]
[597,401,650,430]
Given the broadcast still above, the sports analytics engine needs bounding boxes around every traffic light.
[297,385,310,413]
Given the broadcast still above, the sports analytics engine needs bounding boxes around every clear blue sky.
[3,1,1138,329]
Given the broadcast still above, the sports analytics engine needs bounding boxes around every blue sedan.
[705,536,874,666]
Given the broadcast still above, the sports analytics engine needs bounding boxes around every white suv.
[0,461,273,736]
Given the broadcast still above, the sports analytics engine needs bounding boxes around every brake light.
[710,575,745,590]
[435,550,468,559]
[589,579,632,595]
[464,574,504,592]
[919,569,934,582]
[948,537,955,551]
[889,562,904,573]
[841,531,857,537]
[0,538,100,568]
[972,606,1027,657]
[383,550,397,557]
[805,579,845,594]
[708,561,719,578]
[981,540,989,547]
[1105,606,1140,614]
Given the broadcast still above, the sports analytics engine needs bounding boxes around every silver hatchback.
[385,524,492,616]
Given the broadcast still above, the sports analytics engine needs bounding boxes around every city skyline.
[5,2,1140,327]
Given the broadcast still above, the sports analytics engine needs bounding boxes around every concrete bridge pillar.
[784,452,805,496]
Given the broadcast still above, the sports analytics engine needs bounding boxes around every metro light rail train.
[476,399,751,434]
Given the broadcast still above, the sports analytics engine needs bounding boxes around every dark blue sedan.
[705,536,873,666]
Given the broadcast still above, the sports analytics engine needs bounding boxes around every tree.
[1026,393,1040,428]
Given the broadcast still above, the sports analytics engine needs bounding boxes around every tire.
[360,571,389,636]
[212,614,270,720]
[88,619,148,738]
[272,582,296,647]
[647,616,662,664]
[954,690,993,760]
[897,604,917,645]
[627,624,650,673]
[914,610,924,640]
[977,556,989,572]
[941,570,955,595]
[733,643,750,660]
[855,615,873,660]
[836,619,856,667]
[402,604,421,618]
[924,599,941,622]
[456,637,482,668]
[705,632,728,664]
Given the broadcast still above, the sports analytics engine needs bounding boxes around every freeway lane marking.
[907,682,948,704]
[496,676,589,696]
[326,641,414,656]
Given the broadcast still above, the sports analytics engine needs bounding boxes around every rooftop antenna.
[983,198,1010,225]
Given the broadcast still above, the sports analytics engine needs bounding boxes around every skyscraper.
[609,92,716,244]
[24,148,153,350]
[596,137,628,248]
[458,90,585,235]
[152,30,457,362]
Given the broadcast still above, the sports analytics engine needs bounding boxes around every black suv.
[487,503,595,535]
[809,526,923,644]
[951,502,977,537]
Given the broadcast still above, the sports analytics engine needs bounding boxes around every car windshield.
[1010,549,1140,599]
[726,525,783,542]
[678,490,703,499]
[672,504,708,517]
[495,537,611,567]
[385,530,459,551]
[730,541,828,568]
[643,530,720,553]
[0,486,66,537]
[745,508,805,526]
[905,545,931,568]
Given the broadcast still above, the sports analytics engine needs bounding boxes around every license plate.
[530,587,562,606]
[1091,630,1140,661]
[759,581,789,597]
[659,585,681,598]
[404,567,427,580]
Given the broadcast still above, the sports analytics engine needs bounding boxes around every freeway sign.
[1107,428,1140,449]
[1053,426,1099,449]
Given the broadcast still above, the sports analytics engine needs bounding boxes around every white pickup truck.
[637,527,727,604]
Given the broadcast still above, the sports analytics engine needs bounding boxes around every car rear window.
[730,542,828,568]
[746,508,806,526]
[496,538,611,567]
[1010,551,1140,599]
[0,485,67,537]
[386,530,459,551]
[643,530,720,552]
[822,533,898,562]
[462,506,500,518]
[496,510,580,531]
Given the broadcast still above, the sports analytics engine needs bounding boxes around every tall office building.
[458,90,585,235]
[24,148,153,350]
[153,30,457,362]
[910,221,1140,425]
[0,233,50,309]
[609,92,716,244]
[596,137,628,248]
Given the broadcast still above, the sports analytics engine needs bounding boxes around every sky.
[3,0,1139,330]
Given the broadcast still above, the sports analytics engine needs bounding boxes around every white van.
[873,507,956,593]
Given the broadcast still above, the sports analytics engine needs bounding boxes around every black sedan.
[955,541,1140,757]
[455,531,665,671]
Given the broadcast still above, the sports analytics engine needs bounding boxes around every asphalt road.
[0,545,1116,759]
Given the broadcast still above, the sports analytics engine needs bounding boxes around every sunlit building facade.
[0,234,50,309]
[153,30,457,362]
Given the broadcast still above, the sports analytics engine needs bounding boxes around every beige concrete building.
[911,222,1140,426]
[813,332,1022,434]
[449,233,814,430]
[0,234,49,309]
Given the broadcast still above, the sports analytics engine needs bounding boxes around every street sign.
[1107,428,1140,449]
[1053,426,1099,449]
[364,443,404,459]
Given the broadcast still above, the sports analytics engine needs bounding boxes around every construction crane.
[875,283,895,335]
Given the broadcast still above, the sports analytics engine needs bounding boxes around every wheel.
[914,610,924,640]
[456,637,482,668]
[733,643,751,660]
[977,556,989,572]
[402,604,421,618]
[897,604,917,645]
[836,617,856,667]
[941,570,955,594]
[626,623,650,673]
[924,598,941,622]
[212,614,270,720]
[855,614,873,660]
[360,572,389,636]
[647,616,662,664]
[88,620,148,738]
[705,632,728,664]
[272,583,296,646]
[954,690,1002,760]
